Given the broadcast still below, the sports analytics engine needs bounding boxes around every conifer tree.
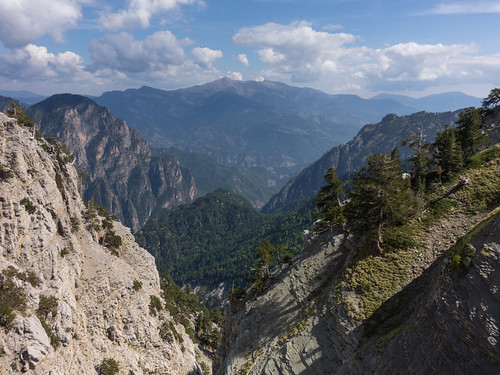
[346,154,417,252]
[433,126,463,179]
[482,88,500,110]
[314,167,345,226]
[456,107,487,160]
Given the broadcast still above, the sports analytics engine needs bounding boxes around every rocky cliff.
[0,112,203,374]
[27,94,196,231]
[216,143,500,374]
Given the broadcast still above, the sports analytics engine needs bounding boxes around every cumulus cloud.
[0,44,88,81]
[88,31,192,74]
[0,0,83,49]
[233,21,360,82]
[99,0,203,30]
[227,72,243,81]
[236,54,249,66]
[232,20,500,92]
[191,47,223,69]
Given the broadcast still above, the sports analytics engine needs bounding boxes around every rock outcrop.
[0,112,201,374]
[216,201,500,373]
[27,94,196,231]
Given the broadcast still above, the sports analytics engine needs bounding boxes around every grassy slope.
[338,143,500,322]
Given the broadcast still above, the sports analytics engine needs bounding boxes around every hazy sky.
[0,0,499,98]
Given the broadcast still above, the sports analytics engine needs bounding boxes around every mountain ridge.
[27,94,196,231]
[263,110,461,213]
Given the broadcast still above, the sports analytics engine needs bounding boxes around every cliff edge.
[0,112,201,374]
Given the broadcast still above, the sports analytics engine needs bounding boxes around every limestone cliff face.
[216,210,500,374]
[0,113,201,374]
[28,94,196,231]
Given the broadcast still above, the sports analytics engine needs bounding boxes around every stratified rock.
[0,112,200,374]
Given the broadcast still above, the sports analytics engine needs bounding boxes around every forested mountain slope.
[27,94,196,231]
[160,147,279,209]
[263,110,460,213]
[135,189,314,305]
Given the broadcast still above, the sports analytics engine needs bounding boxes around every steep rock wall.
[0,113,201,374]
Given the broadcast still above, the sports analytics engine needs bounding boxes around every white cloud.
[227,72,243,81]
[88,31,191,73]
[237,54,249,66]
[0,0,83,49]
[99,0,204,30]
[0,44,88,81]
[232,21,500,92]
[191,47,223,69]
[427,2,500,14]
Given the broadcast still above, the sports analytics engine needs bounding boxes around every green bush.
[2,266,41,287]
[451,243,476,271]
[133,279,142,291]
[20,197,36,214]
[0,164,13,180]
[37,295,58,319]
[383,226,418,251]
[99,358,119,375]
[0,278,27,329]
[70,216,80,233]
[149,295,162,316]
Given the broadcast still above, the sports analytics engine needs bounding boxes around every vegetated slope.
[216,139,500,375]
[0,112,204,374]
[27,94,196,231]
[135,189,314,304]
[0,95,16,110]
[163,147,279,208]
[95,78,416,186]
[263,110,460,213]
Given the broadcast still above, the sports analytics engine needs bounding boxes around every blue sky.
[0,0,499,98]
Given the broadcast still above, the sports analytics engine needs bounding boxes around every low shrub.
[20,197,36,214]
[99,358,119,375]
[383,226,419,251]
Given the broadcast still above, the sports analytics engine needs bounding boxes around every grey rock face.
[28,94,196,231]
[216,211,500,374]
[0,113,200,374]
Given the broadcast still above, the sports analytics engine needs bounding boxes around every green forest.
[135,189,314,291]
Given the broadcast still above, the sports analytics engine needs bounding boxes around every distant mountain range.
[371,92,481,113]
[0,90,46,105]
[95,79,479,189]
[0,80,481,217]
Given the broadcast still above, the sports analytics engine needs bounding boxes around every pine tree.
[433,126,463,179]
[482,88,500,110]
[346,154,417,253]
[314,167,345,226]
[456,107,487,160]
